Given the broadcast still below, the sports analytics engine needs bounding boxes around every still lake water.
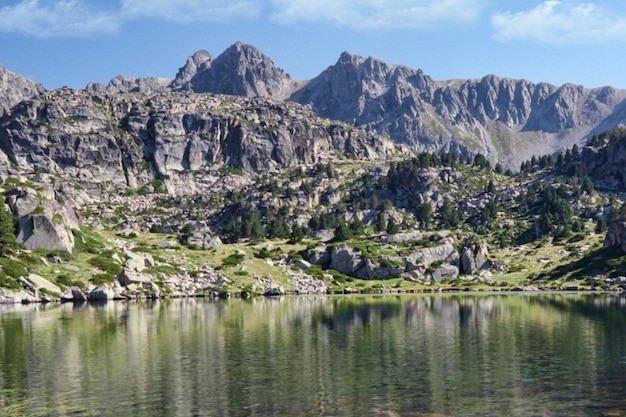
[1,293,626,416]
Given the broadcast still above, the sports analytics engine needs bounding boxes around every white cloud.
[0,0,121,37]
[492,1,626,45]
[270,0,484,29]
[120,0,260,23]
[0,0,260,38]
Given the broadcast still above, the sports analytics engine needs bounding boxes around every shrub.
[0,271,20,290]
[56,274,85,289]
[90,273,115,285]
[0,258,27,279]
[222,253,246,267]
[87,255,122,276]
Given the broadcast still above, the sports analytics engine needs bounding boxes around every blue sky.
[1,0,626,90]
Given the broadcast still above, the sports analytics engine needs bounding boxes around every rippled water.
[1,293,626,416]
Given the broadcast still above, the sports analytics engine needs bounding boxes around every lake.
[1,293,625,416]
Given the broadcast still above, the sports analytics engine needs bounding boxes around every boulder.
[294,259,312,270]
[412,243,460,268]
[124,251,154,272]
[460,240,489,274]
[263,284,285,296]
[189,232,221,250]
[26,273,62,296]
[7,187,81,252]
[89,284,115,301]
[431,264,459,283]
[604,222,626,253]
[118,269,153,286]
[329,244,364,276]
[17,215,74,252]
[5,188,40,218]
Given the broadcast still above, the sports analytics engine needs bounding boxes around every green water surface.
[0,293,625,416]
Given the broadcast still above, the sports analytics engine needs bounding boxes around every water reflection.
[0,294,625,416]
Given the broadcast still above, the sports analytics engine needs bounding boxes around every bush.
[56,274,85,289]
[0,258,27,279]
[88,255,122,276]
[0,271,20,290]
[222,253,246,267]
[90,273,115,285]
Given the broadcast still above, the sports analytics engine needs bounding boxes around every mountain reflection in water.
[0,293,625,416]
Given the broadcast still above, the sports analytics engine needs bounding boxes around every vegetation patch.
[87,255,122,276]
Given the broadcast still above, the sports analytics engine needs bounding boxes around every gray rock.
[118,269,153,286]
[17,215,74,252]
[0,64,44,113]
[26,273,61,296]
[604,222,626,253]
[430,264,459,283]
[263,284,285,296]
[5,188,40,218]
[124,251,154,272]
[89,284,115,301]
[460,240,489,274]
[329,244,364,277]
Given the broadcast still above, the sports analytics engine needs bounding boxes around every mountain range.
[2,42,626,171]
[83,41,626,171]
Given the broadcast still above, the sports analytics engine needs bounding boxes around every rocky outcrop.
[6,42,626,171]
[578,133,626,191]
[0,64,44,114]
[5,187,80,252]
[460,240,489,274]
[603,222,626,253]
[305,240,464,282]
[86,75,172,93]
[0,89,394,198]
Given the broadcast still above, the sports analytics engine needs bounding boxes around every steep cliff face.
[0,65,44,114]
[0,88,395,197]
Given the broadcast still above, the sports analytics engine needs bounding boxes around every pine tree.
[0,203,16,256]
[386,218,399,235]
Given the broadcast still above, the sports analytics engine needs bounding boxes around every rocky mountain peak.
[181,41,297,99]
[0,64,45,114]
[291,51,434,123]
[170,50,213,90]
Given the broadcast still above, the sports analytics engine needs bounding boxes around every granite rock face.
[0,65,44,114]
[0,88,394,200]
[5,187,80,252]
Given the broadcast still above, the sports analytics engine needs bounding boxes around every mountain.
[0,64,44,114]
[290,56,626,170]
[171,42,302,99]
[75,42,626,171]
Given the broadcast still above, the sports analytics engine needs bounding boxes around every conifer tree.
[0,202,16,256]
